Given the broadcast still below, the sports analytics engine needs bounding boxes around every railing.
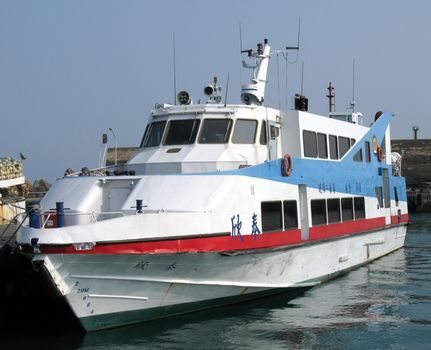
[41,211,126,228]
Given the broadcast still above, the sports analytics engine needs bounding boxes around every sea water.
[3,214,431,349]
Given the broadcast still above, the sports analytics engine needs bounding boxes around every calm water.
[3,214,431,349]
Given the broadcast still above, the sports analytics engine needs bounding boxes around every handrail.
[40,210,126,228]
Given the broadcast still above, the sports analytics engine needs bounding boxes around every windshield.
[198,119,232,144]
[163,119,201,145]
[143,121,166,147]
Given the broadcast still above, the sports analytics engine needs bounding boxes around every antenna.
[351,59,356,112]
[296,17,301,48]
[286,17,301,51]
[300,61,304,95]
[327,82,335,113]
[224,72,230,107]
[239,22,243,53]
[173,32,177,105]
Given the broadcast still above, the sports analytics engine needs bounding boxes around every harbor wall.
[391,139,431,185]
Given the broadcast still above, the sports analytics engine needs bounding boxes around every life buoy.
[377,147,384,162]
[282,154,293,176]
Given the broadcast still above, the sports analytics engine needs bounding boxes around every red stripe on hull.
[39,215,408,255]
[391,213,409,225]
[309,217,385,241]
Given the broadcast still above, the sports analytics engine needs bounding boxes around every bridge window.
[232,119,258,144]
[303,130,318,158]
[261,201,283,232]
[198,119,232,144]
[163,119,200,145]
[143,121,167,147]
[259,120,267,145]
[139,124,150,147]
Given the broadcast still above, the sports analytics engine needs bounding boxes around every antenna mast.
[224,73,230,107]
[350,59,356,112]
[173,32,177,105]
[327,82,335,112]
[240,20,300,106]
[300,61,304,95]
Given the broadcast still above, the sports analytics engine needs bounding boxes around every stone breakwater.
[0,158,23,181]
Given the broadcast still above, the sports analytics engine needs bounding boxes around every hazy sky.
[1,0,431,182]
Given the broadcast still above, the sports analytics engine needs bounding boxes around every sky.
[1,0,431,182]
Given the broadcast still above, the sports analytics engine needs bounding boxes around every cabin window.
[341,198,354,221]
[394,186,399,206]
[260,120,267,145]
[327,198,341,223]
[232,119,258,144]
[317,133,328,159]
[270,125,279,139]
[339,136,350,158]
[351,138,356,146]
[283,200,298,229]
[375,186,384,208]
[382,168,390,208]
[261,201,283,232]
[303,130,318,158]
[353,149,363,162]
[311,199,327,226]
[354,197,365,219]
[365,141,371,162]
[329,135,338,159]
[163,119,200,145]
[143,121,167,147]
[198,119,232,144]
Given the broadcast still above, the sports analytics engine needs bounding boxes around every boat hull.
[35,224,407,331]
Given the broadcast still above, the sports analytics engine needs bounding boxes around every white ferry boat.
[16,39,408,331]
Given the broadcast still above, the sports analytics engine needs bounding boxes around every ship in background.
[16,38,408,331]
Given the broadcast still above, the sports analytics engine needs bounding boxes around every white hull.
[36,224,407,331]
